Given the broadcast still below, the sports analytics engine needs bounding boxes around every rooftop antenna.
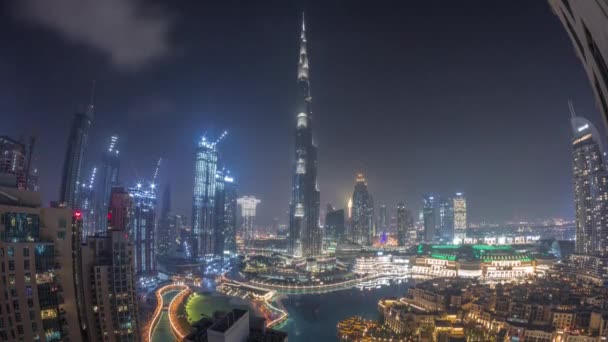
[86,80,96,119]
[152,158,162,187]
[568,99,577,118]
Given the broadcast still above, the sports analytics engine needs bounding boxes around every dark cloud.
[15,0,173,70]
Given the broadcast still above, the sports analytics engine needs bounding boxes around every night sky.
[1,0,602,226]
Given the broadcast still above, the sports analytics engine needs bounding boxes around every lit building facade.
[213,169,226,258]
[79,167,97,240]
[549,0,608,126]
[288,15,322,258]
[378,203,388,233]
[396,202,409,246]
[81,230,139,341]
[238,196,261,246]
[128,183,156,276]
[351,174,375,246]
[191,132,226,259]
[423,196,437,243]
[0,185,85,341]
[157,184,173,257]
[0,136,26,189]
[571,114,608,255]
[60,102,93,209]
[97,135,120,233]
[325,208,345,247]
[453,193,467,243]
[438,197,454,242]
[223,175,238,254]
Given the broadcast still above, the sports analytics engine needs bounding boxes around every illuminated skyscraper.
[0,136,26,188]
[423,195,437,243]
[549,0,608,126]
[572,109,608,255]
[60,86,94,209]
[223,174,238,254]
[453,193,467,243]
[82,187,139,341]
[157,184,174,257]
[129,182,157,275]
[325,207,345,247]
[0,185,85,341]
[238,196,261,246]
[438,197,454,242]
[396,202,412,246]
[378,202,388,233]
[351,174,374,246]
[213,169,226,258]
[288,14,322,258]
[97,135,120,233]
[79,167,97,239]
[191,131,227,259]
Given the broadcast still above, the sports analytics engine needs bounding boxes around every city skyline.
[2,1,603,226]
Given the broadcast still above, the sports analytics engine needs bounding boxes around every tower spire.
[568,99,577,118]
[86,80,96,119]
[298,13,309,81]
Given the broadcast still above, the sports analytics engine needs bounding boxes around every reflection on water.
[277,281,414,341]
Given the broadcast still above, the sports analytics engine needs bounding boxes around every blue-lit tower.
[60,84,94,208]
[129,182,157,276]
[223,173,238,254]
[288,14,322,257]
[191,131,227,259]
[97,135,120,233]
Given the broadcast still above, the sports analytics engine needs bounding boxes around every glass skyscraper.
[351,174,374,246]
[438,197,454,242]
[97,135,120,233]
[129,183,157,276]
[572,112,608,255]
[288,14,322,258]
[223,174,238,254]
[191,132,226,259]
[60,103,93,209]
[453,193,467,243]
[423,195,437,243]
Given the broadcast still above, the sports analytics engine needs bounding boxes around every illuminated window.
[40,309,57,319]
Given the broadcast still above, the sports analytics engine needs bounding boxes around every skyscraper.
[238,196,261,246]
[82,188,139,340]
[191,131,227,259]
[0,184,85,341]
[378,202,388,233]
[213,169,226,258]
[97,135,120,233]
[325,208,345,246]
[351,174,374,246]
[0,136,26,189]
[572,111,608,255]
[288,14,322,258]
[60,90,94,209]
[438,197,454,242]
[423,195,437,243]
[453,193,467,243]
[549,0,608,126]
[396,202,408,246]
[223,174,238,254]
[129,182,157,276]
[157,184,174,257]
[79,166,97,240]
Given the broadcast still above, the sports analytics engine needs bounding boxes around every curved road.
[151,290,181,342]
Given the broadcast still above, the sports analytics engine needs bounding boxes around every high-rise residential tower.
[438,197,454,242]
[82,186,139,341]
[157,184,174,257]
[79,167,97,240]
[423,195,437,243]
[60,88,94,209]
[191,131,227,259]
[325,207,345,247]
[549,0,608,126]
[378,203,388,233]
[129,182,157,276]
[288,14,322,258]
[0,185,85,341]
[97,135,120,233]
[213,169,226,258]
[453,193,467,243]
[223,174,238,254]
[0,136,26,189]
[351,174,375,246]
[238,196,261,247]
[396,202,411,246]
[572,110,608,255]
